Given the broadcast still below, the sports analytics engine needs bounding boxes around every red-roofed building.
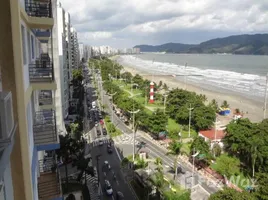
[198,129,226,148]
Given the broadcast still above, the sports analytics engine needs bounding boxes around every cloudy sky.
[61,0,268,48]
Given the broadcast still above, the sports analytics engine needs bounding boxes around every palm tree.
[163,83,169,92]
[167,140,182,180]
[154,157,163,172]
[249,137,263,178]
[221,100,229,108]
[70,123,81,141]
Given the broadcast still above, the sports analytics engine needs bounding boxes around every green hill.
[134,34,268,55]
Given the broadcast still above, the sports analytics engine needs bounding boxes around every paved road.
[90,72,137,200]
[99,74,219,195]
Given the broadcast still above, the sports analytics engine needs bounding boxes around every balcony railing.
[29,62,54,82]
[39,90,53,106]
[38,157,61,200]
[25,0,52,18]
[33,110,57,145]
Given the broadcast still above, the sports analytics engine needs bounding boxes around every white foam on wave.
[118,55,266,100]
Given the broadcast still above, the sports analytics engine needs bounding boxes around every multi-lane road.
[85,69,136,200]
[95,72,220,196]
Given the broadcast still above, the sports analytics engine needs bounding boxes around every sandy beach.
[115,58,265,124]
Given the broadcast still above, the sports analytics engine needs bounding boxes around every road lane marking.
[116,180,119,185]
[114,145,122,161]
[112,196,115,200]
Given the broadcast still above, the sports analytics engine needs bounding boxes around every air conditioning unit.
[0,91,14,140]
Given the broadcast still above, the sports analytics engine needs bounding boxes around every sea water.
[118,53,268,103]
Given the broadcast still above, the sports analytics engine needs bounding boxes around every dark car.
[102,128,107,135]
[97,130,101,136]
[116,191,124,200]
[107,145,112,153]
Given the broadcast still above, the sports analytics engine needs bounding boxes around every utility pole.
[264,73,268,119]
[188,103,194,138]
[163,94,168,115]
[129,108,140,162]
[214,117,218,157]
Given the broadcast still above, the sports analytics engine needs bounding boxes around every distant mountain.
[134,34,268,55]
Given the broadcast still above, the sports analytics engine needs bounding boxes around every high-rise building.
[0,1,79,199]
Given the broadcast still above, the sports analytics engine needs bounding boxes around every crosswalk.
[83,167,100,200]
[92,134,140,147]
[113,134,140,145]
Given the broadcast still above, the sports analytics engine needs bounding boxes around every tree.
[223,119,256,163]
[154,157,163,172]
[163,190,191,200]
[212,143,222,157]
[163,83,168,91]
[209,187,255,200]
[192,104,216,130]
[148,109,168,136]
[135,157,148,169]
[121,72,133,83]
[70,123,81,141]
[72,69,83,86]
[158,80,163,88]
[221,100,229,108]
[213,154,240,178]
[254,172,268,200]
[190,137,210,157]
[167,140,182,179]
[209,99,219,112]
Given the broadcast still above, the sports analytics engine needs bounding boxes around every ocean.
[118,53,268,103]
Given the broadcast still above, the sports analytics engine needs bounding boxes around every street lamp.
[188,103,194,138]
[191,149,200,187]
[128,109,140,161]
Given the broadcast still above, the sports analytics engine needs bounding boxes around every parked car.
[99,140,103,146]
[97,130,101,136]
[102,128,107,135]
[107,145,112,153]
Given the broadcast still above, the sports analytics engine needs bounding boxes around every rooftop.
[199,129,225,140]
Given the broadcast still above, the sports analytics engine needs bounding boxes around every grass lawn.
[210,163,252,190]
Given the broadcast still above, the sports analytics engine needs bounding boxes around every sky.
[61,0,268,48]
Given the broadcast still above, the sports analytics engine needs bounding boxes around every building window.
[31,35,35,59]
[21,25,27,64]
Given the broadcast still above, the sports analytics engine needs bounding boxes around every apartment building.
[0,1,77,200]
[52,1,70,127]
[70,27,79,70]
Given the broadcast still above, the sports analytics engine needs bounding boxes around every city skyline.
[61,0,268,48]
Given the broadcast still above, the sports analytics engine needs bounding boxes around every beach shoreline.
[115,57,265,123]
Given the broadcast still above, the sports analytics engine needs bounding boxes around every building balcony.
[29,60,56,90]
[24,0,53,29]
[38,158,61,200]
[39,90,54,110]
[33,110,59,151]
[36,29,51,43]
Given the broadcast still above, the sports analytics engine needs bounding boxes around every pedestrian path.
[83,167,100,200]
[113,134,140,145]
[92,134,140,147]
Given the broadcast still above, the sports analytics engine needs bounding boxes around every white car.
[99,140,103,146]
[104,180,113,195]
